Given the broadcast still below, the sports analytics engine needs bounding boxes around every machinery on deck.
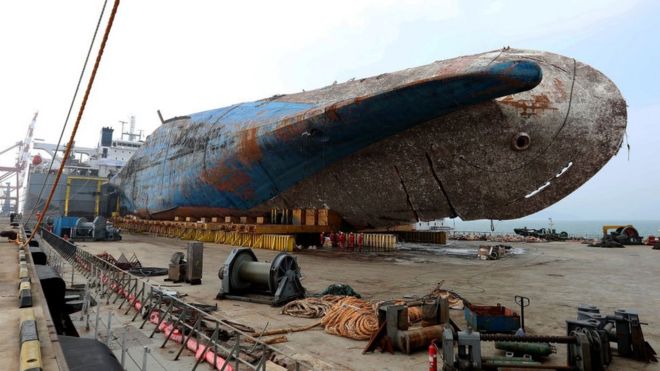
[441,304,656,370]
[601,225,644,245]
[167,242,203,285]
[368,299,449,354]
[441,329,609,370]
[571,305,656,363]
[50,216,121,241]
[513,227,568,241]
[217,248,305,306]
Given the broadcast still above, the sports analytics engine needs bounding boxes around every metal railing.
[40,228,308,371]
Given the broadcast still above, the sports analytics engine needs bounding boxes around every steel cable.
[280,295,344,318]
[320,296,379,340]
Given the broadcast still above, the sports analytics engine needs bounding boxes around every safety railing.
[40,228,308,371]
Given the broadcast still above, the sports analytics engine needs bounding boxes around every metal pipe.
[94,179,102,216]
[142,346,149,371]
[94,307,100,339]
[479,334,577,344]
[64,178,71,216]
[15,171,19,214]
[79,284,88,321]
[481,359,575,370]
[106,311,112,346]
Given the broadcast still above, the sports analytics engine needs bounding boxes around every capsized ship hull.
[111,48,626,228]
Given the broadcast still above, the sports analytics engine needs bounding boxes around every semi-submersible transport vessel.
[108,48,626,228]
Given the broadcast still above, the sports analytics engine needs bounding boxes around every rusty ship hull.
[111,48,626,228]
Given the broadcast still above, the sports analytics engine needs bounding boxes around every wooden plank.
[304,209,317,226]
[291,209,303,225]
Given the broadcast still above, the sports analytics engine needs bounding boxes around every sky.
[0,0,658,220]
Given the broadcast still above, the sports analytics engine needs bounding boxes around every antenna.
[129,115,136,141]
[119,119,128,141]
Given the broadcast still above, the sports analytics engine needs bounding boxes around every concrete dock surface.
[0,221,66,371]
[65,232,660,370]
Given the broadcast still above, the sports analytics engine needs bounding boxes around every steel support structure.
[64,176,105,217]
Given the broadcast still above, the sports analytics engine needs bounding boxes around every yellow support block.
[226,232,238,245]
[181,228,196,240]
[19,281,30,291]
[19,308,42,371]
[253,234,263,249]
[19,263,28,280]
[21,308,35,322]
[198,230,214,242]
[20,340,42,371]
[240,234,253,247]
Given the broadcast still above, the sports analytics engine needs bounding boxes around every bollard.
[71,262,75,286]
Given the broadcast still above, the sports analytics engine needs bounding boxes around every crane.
[0,112,38,213]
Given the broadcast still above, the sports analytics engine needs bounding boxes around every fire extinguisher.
[428,339,438,371]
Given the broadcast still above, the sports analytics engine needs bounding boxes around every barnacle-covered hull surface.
[111,48,626,228]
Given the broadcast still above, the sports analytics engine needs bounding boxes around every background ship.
[23,117,143,220]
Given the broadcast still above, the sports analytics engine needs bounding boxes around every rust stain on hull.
[498,94,558,117]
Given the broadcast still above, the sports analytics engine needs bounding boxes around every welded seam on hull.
[393,165,420,221]
[486,48,505,66]
[522,56,569,73]
[425,152,459,218]
[210,104,241,124]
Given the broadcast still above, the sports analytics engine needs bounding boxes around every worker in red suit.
[348,232,355,251]
[357,233,364,251]
[338,231,346,249]
[330,232,337,248]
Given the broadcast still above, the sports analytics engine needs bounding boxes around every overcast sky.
[0,0,657,220]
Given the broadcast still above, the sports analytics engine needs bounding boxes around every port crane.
[0,112,38,213]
